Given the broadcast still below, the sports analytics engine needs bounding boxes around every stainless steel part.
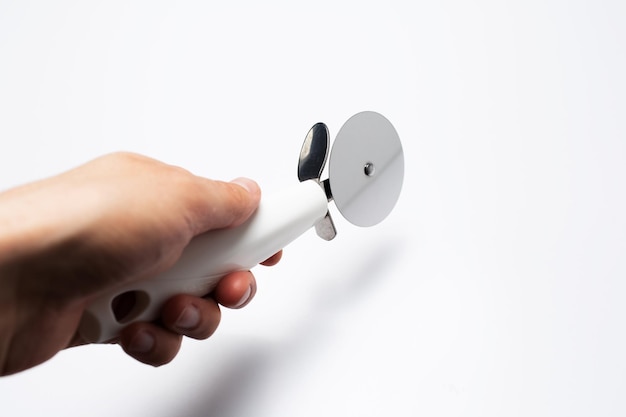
[327,111,404,227]
[298,122,329,182]
[298,122,336,240]
[314,212,337,241]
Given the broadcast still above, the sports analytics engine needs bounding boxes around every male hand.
[0,152,281,375]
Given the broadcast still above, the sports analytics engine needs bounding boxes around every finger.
[213,270,256,309]
[160,294,222,340]
[119,322,182,367]
[186,177,261,235]
[260,250,283,266]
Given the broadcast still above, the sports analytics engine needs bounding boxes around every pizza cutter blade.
[325,111,404,227]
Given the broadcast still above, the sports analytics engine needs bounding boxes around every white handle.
[78,180,328,343]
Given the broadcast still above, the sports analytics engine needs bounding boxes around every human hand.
[0,152,281,376]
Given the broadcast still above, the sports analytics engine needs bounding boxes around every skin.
[0,152,281,376]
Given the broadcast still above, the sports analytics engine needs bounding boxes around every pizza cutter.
[79,111,404,343]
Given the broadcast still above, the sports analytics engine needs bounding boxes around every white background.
[1,1,625,416]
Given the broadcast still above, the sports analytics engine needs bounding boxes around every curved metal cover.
[328,111,404,227]
[298,122,329,182]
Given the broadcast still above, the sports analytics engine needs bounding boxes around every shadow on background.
[170,236,408,417]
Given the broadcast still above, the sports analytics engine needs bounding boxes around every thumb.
[189,177,261,235]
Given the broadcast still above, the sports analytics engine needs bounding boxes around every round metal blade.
[328,111,404,227]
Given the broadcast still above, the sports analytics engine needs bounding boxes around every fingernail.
[128,330,155,354]
[230,177,257,194]
[175,305,200,330]
[234,285,253,308]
